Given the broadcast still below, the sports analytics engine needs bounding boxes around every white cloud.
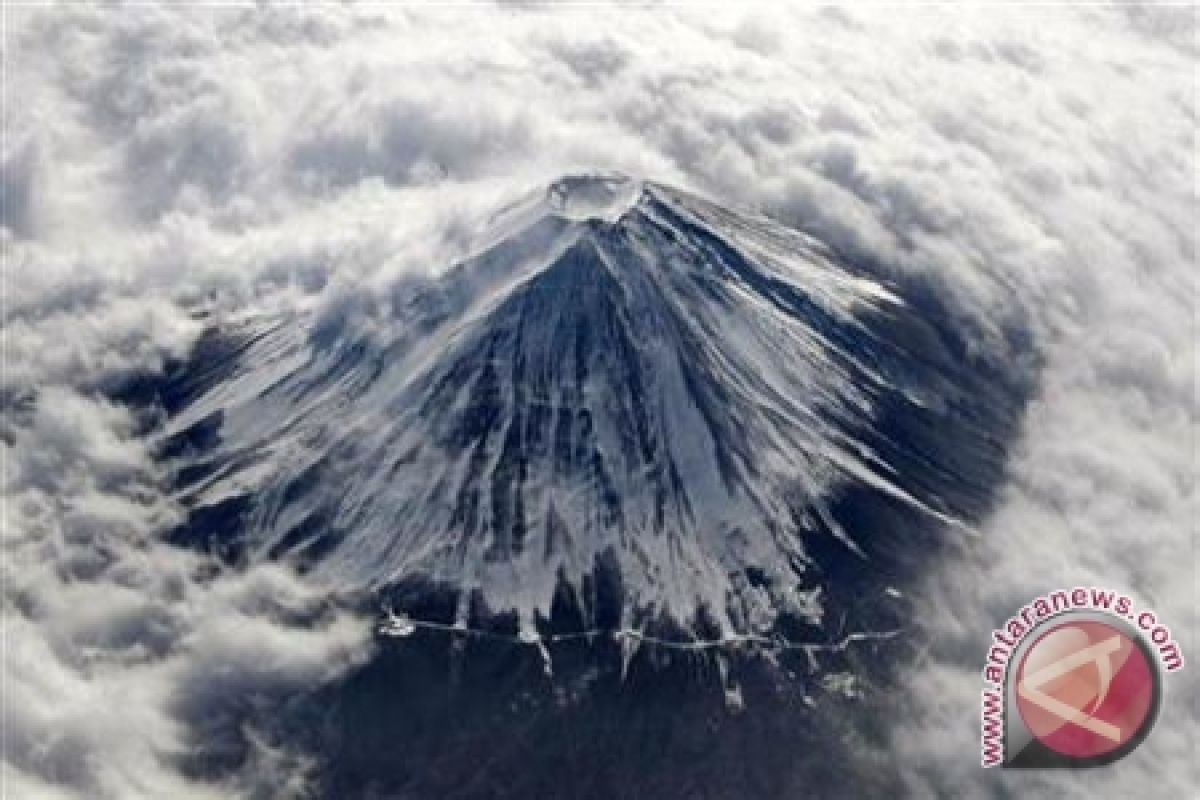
[3,3,1194,798]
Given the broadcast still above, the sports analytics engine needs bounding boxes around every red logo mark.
[1015,620,1155,759]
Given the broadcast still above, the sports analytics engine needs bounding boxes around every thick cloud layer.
[3,3,1195,798]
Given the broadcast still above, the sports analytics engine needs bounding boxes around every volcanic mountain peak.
[544,172,643,223]
[161,175,1022,645]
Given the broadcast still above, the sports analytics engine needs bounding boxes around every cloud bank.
[3,3,1195,798]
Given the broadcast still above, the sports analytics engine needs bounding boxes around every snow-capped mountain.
[159,173,1022,646]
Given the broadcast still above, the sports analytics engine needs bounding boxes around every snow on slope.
[158,174,1002,642]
